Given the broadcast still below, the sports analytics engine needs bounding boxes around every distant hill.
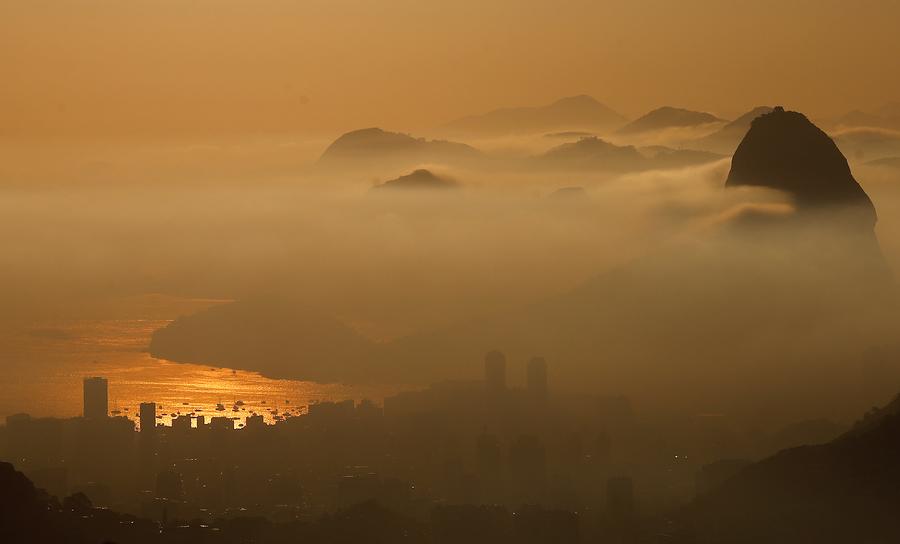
[691,106,773,154]
[832,103,900,130]
[442,95,626,136]
[372,169,458,191]
[681,394,900,543]
[544,131,596,140]
[149,297,377,383]
[615,106,725,136]
[317,128,482,172]
[537,137,645,171]
[833,109,897,129]
[535,137,723,171]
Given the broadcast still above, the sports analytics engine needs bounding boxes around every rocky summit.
[726,107,876,226]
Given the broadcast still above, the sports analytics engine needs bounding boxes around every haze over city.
[3,2,900,543]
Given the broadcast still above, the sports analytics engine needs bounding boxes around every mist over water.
[4,131,900,429]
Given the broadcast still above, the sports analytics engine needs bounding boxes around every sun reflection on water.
[1,314,409,427]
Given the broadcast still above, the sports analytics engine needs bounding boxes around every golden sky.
[3,0,899,140]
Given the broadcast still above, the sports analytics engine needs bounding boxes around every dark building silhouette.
[476,432,502,477]
[606,476,634,520]
[155,469,185,501]
[509,435,547,503]
[171,414,192,432]
[484,351,507,394]
[431,504,511,544]
[82,377,108,420]
[245,413,265,430]
[513,505,580,544]
[139,402,156,434]
[208,416,234,431]
[527,357,548,401]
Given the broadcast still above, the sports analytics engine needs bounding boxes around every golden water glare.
[1,314,409,429]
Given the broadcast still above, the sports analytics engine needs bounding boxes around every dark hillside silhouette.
[149,297,376,382]
[681,393,900,543]
[317,128,482,172]
[727,107,876,217]
[371,169,458,191]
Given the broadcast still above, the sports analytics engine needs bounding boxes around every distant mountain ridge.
[372,169,458,191]
[692,106,774,154]
[615,106,725,136]
[832,102,900,130]
[317,127,481,171]
[535,136,723,171]
[442,95,626,135]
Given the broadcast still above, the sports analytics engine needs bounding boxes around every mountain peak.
[550,94,601,107]
[726,107,876,221]
[616,106,725,135]
[442,96,625,135]
[724,106,775,130]
[373,169,458,191]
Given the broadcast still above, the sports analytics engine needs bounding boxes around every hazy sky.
[3,0,900,140]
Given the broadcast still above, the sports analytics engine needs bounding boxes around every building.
[139,402,156,434]
[208,416,234,431]
[172,414,192,432]
[83,377,108,420]
[509,435,547,503]
[245,414,265,430]
[527,357,548,401]
[607,476,634,520]
[484,351,507,394]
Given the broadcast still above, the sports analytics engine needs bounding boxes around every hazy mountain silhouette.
[832,103,900,130]
[544,131,596,140]
[833,109,898,130]
[535,137,722,171]
[536,137,645,170]
[317,128,482,171]
[149,297,377,382]
[615,106,725,136]
[442,95,626,136]
[832,127,900,163]
[681,394,900,543]
[372,169,458,191]
[691,106,773,154]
